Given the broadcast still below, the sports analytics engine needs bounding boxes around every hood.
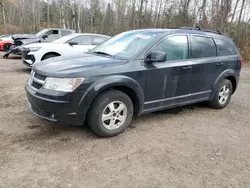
[21,38,43,45]
[24,42,53,48]
[33,53,128,77]
[12,34,38,40]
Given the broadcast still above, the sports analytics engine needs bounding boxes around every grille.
[34,73,46,81]
[31,81,42,89]
[29,71,47,90]
[26,55,36,63]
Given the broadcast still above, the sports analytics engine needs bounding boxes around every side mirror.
[42,35,48,39]
[69,42,78,46]
[146,51,166,63]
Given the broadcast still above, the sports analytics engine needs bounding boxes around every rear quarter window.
[191,36,217,58]
[214,38,237,56]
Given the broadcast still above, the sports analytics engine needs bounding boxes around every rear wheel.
[210,79,233,109]
[42,53,60,61]
[3,43,12,51]
[88,90,134,137]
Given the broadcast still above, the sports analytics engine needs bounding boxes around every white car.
[22,33,110,67]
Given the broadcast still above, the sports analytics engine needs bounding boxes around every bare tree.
[0,0,6,25]
[230,0,240,23]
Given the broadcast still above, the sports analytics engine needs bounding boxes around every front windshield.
[35,29,48,37]
[90,31,159,58]
[52,34,76,44]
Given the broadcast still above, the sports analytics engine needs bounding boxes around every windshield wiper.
[92,51,112,57]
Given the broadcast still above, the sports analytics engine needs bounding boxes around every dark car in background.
[3,28,75,58]
[26,27,242,137]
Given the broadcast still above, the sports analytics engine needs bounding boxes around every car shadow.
[15,67,31,73]
[15,102,211,142]
[12,120,95,144]
[152,102,210,115]
[2,55,22,59]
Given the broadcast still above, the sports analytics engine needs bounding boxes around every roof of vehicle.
[71,33,110,38]
[47,28,75,32]
[51,33,110,44]
[129,27,233,42]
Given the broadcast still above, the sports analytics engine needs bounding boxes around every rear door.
[189,35,222,101]
[213,38,240,74]
[144,35,194,111]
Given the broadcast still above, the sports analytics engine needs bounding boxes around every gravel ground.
[0,52,250,188]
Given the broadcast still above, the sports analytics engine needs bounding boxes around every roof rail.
[179,26,222,35]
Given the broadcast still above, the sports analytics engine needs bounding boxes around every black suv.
[26,27,242,137]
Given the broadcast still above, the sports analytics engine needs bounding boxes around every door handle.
[182,66,192,70]
[216,62,223,66]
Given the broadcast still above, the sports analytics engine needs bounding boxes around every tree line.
[1,0,250,61]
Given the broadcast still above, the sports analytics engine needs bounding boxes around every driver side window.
[44,30,59,41]
[67,36,93,45]
[152,35,188,61]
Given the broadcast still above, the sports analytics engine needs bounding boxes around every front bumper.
[25,84,85,125]
[10,45,23,55]
[3,45,23,58]
[22,48,36,67]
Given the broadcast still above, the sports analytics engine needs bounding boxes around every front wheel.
[210,79,233,109]
[3,43,12,51]
[87,90,134,137]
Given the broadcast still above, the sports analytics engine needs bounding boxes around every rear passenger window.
[191,36,216,58]
[214,38,237,56]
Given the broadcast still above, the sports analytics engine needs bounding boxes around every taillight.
[240,58,244,67]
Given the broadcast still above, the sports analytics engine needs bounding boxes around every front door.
[144,35,193,111]
[66,35,95,54]
[43,30,60,42]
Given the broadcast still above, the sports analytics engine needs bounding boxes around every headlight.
[29,47,41,52]
[43,77,85,92]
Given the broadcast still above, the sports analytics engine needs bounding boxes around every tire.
[210,79,233,109]
[42,53,60,61]
[88,90,134,137]
[3,43,12,51]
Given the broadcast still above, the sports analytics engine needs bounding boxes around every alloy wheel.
[102,101,128,130]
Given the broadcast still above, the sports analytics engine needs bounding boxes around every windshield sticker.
[135,34,151,40]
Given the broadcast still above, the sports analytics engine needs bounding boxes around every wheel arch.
[41,51,61,61]
[3,42,13,50]
[77,75,145,123]
[225,76,237,93]
[212,69,238,99]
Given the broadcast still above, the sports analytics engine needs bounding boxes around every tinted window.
[44,30,59,41]
[152,35,188,61]
[214,38,237,56]
[61,30,72,37]
[67,35,92,45]
[93,36,108,45]
[46,30,59,35]
[191,36,216,58]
